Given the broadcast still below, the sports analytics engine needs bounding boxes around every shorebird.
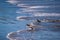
[26,23,37,31]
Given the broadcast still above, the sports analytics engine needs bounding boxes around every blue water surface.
[0,0,60,40]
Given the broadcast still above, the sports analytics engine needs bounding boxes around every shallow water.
[0,0,60,40]
[7,24,60,40]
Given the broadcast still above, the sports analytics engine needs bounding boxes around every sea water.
[0,0,60,40]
